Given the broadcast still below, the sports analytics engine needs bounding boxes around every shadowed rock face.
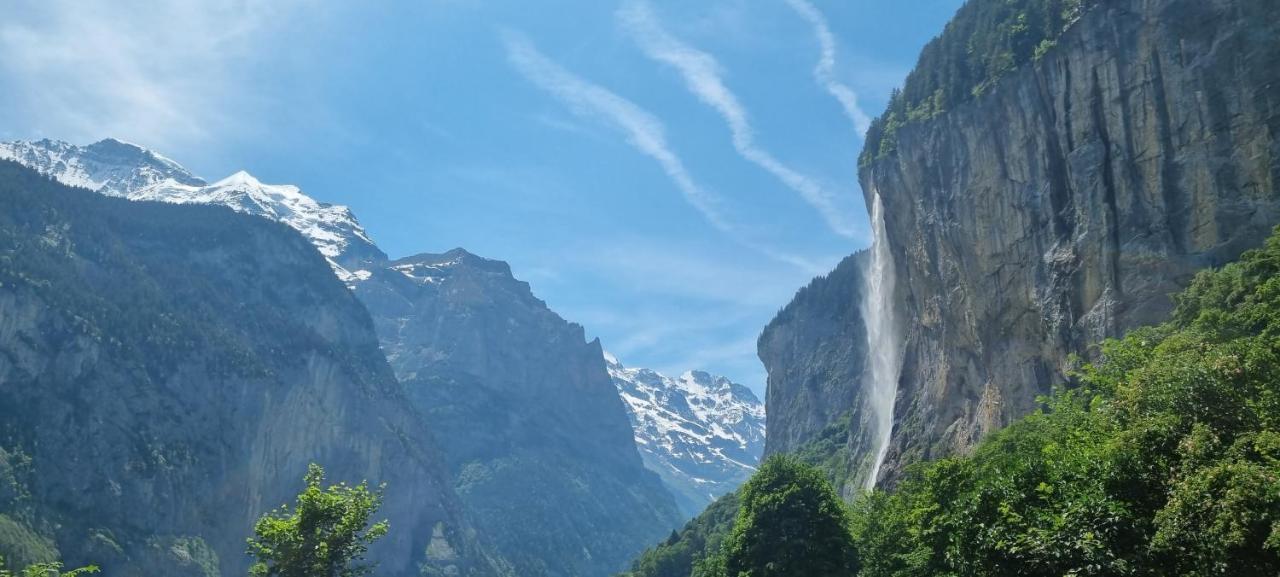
[0,161,499,577]
[758,252,872,497]
[352,250,682,577]
[860,0,1280,481]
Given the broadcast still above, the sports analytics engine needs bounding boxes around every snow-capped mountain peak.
[0,139,386,280]
[606,353,765,517]
[0,138,205,195]
[214,169,263,187]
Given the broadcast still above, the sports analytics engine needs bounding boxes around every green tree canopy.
[718,455,859,577]
[247,464,389,577]
[0,556,98,577]
[851,227,1280,577]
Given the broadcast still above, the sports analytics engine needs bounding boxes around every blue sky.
[0,0,961,394]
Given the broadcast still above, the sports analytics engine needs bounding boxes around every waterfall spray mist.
[861,192,901,490]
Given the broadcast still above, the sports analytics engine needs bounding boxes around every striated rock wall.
[0,162,499,577]
[860,0,1280,482]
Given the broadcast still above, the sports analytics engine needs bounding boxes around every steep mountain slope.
[2,138,685,576]
[0,139,386,280]
[606,355,765,518]
[760,0,1280,490]
[862,0,1280,483]
[351,252,683,577]
[0,161,500,577]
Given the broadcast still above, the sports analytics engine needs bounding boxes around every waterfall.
[860,191,901,490]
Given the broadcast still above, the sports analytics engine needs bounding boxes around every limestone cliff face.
[352,250,681,577]
[0,162,499,577]
[860,0,1280,482]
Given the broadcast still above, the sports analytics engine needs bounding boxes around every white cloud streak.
[0,1,307,153]
[784,0,873,135]
[503,31,823,274]
[619,1,859,239]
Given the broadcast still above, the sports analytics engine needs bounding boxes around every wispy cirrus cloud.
[0,1,310,153]
[503,32,727,227]
[557,237,838,391]
[784,0,873,135]
[502,31,824,273]
[618,0,860,239]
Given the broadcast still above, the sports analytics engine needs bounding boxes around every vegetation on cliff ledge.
[861,0,1099,166]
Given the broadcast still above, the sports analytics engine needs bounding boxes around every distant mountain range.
[607,354,765,517]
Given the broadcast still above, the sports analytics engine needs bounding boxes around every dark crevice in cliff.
[1089,69,1124,306]
[1149,47,1189,254]
[1036,56,1077,246]
[1062,52,1076,152]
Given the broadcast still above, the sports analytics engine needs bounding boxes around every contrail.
[502,31,824,274]
[784,0,872,135]
[619,1,859,239]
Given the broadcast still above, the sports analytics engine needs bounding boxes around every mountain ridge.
[351,243,683,577]
[0,139,386,280]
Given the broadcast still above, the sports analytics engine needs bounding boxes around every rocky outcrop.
[0,161,500,576]
[606,355,765,518]
[861,0,1280,482]
[352,251,682,577]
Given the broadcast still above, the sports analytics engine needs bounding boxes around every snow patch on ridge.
[0,138,384,281]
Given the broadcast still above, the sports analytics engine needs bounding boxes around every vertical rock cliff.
[762,0,1280,488]
[863,0,1280,482]
[352,251,682,577]
[757,253,872,497]
[0,161,500,577]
